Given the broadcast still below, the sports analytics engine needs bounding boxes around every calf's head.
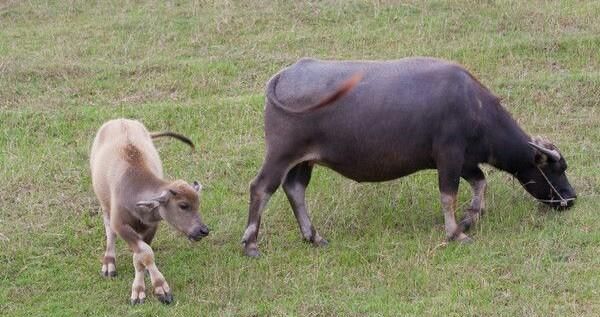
[516,137,576,209]
[136,180,209,240]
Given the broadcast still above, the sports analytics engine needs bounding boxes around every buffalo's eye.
[553,162,566,174]
[179,203,190,210]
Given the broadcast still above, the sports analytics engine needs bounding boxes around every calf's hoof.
[130,297,145,305]
[101,263,117,278]
[130,288,146,305]
[156,292,174,305]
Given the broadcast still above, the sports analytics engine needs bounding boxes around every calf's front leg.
[132,241,172,304]
[117,224,173,305]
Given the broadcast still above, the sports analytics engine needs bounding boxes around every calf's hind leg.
[101,212,117,277]
[283,162,327,246]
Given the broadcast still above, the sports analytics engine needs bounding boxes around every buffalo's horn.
[528,141,561,162]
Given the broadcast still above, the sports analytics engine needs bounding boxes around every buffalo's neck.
[481,106,533,175]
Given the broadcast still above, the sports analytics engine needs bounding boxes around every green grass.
[1,0,599,316]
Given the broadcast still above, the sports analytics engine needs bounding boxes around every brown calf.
[90,119,209,305]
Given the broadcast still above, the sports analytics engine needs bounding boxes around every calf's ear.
[135,191,172,212]
[192,181,202,192]
[135,200,160,213]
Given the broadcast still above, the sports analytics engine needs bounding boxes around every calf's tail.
[267,72,363,114]
[150,132,195,149]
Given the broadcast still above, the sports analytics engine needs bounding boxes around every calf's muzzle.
[188,224,210,241]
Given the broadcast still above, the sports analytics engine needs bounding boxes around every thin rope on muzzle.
[535,166,573,207]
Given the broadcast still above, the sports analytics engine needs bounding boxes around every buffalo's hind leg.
[459,167,487,233]
[242,156,291,257]
[283,162,328,247]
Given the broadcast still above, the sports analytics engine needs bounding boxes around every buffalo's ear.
[135,200,160,213]
[192,181,202,192]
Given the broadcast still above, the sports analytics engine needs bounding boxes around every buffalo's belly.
[317,146,435,182]
[323,163,429,182]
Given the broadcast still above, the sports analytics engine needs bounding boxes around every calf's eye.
[179,203,190,210]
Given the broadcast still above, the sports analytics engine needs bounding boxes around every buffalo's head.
[516,137,576,209]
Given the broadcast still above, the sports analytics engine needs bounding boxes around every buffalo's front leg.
[459,167,487,232]
[440,193,471,242]
[283,162,327,247]
[437,148,472,243]
[242,158,289,257]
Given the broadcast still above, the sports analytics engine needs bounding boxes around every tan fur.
[91,119,164,211]
[90,118,205,304]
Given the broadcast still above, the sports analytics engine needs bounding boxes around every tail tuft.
[312,72,363,110]
[268,72,363,114]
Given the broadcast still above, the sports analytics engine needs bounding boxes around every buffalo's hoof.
[458,218,472,232]
[447,232,473,244]
[243,241,260,257]
[456,234,474,244]
[244,247,260,258]
[312,238,328,247]
[157,292,174,305]
[130,297,145,305]
[101,269,117,278]
[460,208,484,231]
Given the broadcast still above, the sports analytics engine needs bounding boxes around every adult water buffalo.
[242,57,576,257]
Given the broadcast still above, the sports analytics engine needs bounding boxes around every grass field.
[1,0,599,316]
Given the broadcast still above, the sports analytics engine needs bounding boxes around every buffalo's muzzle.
[545,195,576,210]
